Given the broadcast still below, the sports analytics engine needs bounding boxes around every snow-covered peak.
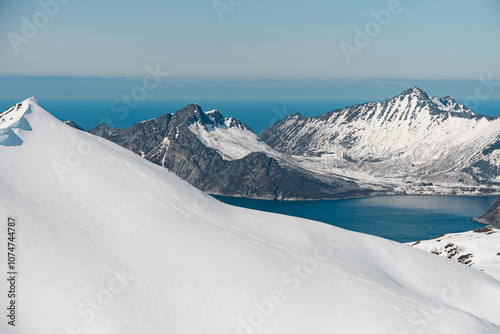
[431,95,474,114]
[204,109,225,126]
[0,97,36,129]
[388,87,472,115]
[386,86,431,103]
[26,96,37,104]
[396,86,430,100]
[188,109,278,160]
[0,98,42,146]
[172,104,225,129]
[381,87,434,113]
[387,87,473,115]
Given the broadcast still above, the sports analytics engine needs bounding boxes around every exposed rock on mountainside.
[64,120,84,131]
[409,227,500,281]
[89,104,375,200]
[473,197,500,228]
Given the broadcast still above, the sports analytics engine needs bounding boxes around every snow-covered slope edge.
[409,227,500,281]
[1,98,500,333]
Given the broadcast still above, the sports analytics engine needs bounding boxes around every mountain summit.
[399,86,429,99]
[393,87,472,115]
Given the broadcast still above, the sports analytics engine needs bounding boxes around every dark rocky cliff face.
[89,104,374,200]
[473,197,500,228]
[90,113,172,156]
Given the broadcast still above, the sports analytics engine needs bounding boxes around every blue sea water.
[213,195,496,243]
[2,99,498,134]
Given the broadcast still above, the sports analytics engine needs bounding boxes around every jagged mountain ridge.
[89,104,375,200]
[260,87,500,194]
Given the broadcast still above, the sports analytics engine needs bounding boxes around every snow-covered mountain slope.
[430,95,474,114]
[1,98,500,333]
[188,109,278,161]
[261,87,500,195]
[409,227,500,281]
[89,104,378,200]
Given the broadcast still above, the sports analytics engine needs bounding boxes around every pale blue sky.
[0,0,499,99]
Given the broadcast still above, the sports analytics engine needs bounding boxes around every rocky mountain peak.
[173,104,252,132]
[172,103,214,127]
[398,86,430,100]
[205,109,225,126]
[175,103,203,117]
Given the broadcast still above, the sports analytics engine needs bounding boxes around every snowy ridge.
[186,108,370,188]
[261,87,500,194]
[0,98,36,146]
[2,98,500,333]
[0,97,33,129]
[188,115,280,161]
[409,227,500,281]
[430,95,474,114]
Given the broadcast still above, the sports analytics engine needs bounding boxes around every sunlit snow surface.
[410,228,500,281]
[188,116,278,161]
[0,98,499,333]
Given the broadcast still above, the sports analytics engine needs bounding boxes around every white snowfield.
[409,227,500,281]
[1,98,500,334]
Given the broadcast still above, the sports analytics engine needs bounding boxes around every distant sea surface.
[2,99,499,134]
[213,195,495,243]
